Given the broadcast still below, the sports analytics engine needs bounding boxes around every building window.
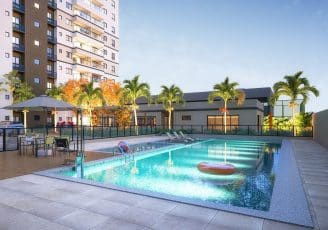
[5,95,10,100]
[111,13,115,21]
[182,115,191,121]
[59,49,62,53]
[34,77,40,84]
[66,68,72,74]
[66,35,72,42]
[12,56,20,64]
[111,66,115,73]
[5,116,10,121]
[13,37,19,44]
[34,3,40,9]
[34,40,40,46]
[103,63,107,69]
[5,32,10,37]
[111,0,115,8]
[59,15,62,20]
[5,53,10,58]
[59,66,62,70]
[59,32,62,37]
[103,36,107,42]
[47,82,52,89]
[65,19,72,25]
[207,115,239,131]
[103,49,107,56]
[5,10,10,16]
[34,59,40,65]
[111,39,115,47]
[34,115,40,121]
[103,9,107,15]
[111,53,115,60]
[111,26,115,34]
[66,2,72,10]
[34,21,40,27]
[103,22,107,28]
[66,51,72,58]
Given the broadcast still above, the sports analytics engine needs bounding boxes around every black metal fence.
[0,124,313,152]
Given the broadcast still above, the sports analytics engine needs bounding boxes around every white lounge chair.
[172,131,190,143]
[178,131,196,142]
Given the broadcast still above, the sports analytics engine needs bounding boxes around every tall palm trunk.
[133,108,138,135]
[224,100,227,134]
[168,110,172,130]
[292,104,296,136]
[89,109,92,126]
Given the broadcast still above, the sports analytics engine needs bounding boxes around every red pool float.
[197,162,236,175]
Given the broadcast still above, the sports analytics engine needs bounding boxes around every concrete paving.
[0,139,327,229]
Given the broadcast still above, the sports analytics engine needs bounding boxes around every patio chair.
[45,136,55,157]
[54,138,76,165]
[18,135,35,156]
[178,131,196,142]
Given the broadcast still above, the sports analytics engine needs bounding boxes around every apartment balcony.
[48,0,57,9]
[47,17,57,26]
[72,0,104,19]
[73,47,103,61]
[47,35,57,44]
[13,43,25,53]
[47,53,57,61]
[73,16,104,35]
[72,29,103,48]
[13,23,25,33]
[13,63,24,72]
[13,2,25,13]
[47,70,57,78]
[73,62,104,76]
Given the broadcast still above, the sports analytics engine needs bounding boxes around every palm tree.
[270,71,319,134]
[122,75,151,135]
[46,84,64,131]
[46,84,63,100]
[14,82,35,103]
[208,77,245,134]
[75,82,104,126]
[157,84,185,130]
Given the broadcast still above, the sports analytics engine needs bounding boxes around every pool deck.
[0,137,327,229]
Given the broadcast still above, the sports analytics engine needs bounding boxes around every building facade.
[0,0,119,127]
[0,1,13,123]
[135,87,273,131]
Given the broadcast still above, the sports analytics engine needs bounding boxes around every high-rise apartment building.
[0,1,13,123]
[0,0,119,126]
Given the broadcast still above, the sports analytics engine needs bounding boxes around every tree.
[14,82,35,103]
[3,70,20,93]
[46,84,63,100]
[75,82,104,126]
[100,78,122,106]
[157,84,185,130]
[270,71,319,134]
[62,78,89,106]
[114,106,132,127]
[122,75,151,135]
[208,77,245,134]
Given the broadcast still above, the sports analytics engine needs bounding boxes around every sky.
[119,0,328,112]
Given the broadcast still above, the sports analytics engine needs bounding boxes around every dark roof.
[137,87,273,104]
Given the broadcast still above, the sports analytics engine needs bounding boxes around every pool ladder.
[124,153,134,163]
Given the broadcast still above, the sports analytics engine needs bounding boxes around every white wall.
[0,1,13,122]
[313,109,328,149]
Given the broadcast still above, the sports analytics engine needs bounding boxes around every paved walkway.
[0,139,326,229]
[292,140,328,230]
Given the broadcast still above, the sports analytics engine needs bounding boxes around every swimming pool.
[61,139,281,211]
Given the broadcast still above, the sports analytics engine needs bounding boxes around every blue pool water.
[60,139,281,211]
